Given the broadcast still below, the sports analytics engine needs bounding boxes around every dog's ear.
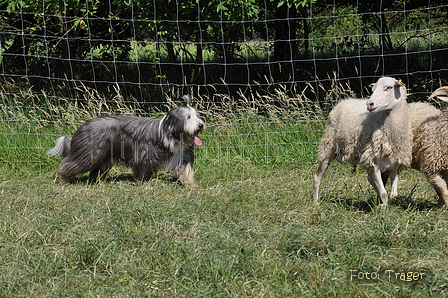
[180,95,191,107]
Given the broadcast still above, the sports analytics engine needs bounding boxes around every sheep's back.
[318,98,370,164]
[412,107,448,174]
[408,102,441,137]
[318,97,411,170]
[408,102,441,171]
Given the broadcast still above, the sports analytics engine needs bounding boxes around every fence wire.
[0,1,447,164]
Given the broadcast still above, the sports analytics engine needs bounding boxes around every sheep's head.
[366,77,407,114]
[429,87,448,103]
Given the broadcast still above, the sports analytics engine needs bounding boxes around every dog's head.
[163,105,205,146]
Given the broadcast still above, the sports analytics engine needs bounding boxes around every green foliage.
[276,0,317,9]
[216,0,261,19]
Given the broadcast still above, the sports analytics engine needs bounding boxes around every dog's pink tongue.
[194,136,202,146]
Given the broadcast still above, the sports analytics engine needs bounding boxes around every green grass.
[2,124,448,296]
[1,159,448,297]
[1,92,448,296]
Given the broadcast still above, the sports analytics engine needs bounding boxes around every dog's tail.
[47,136,72,158]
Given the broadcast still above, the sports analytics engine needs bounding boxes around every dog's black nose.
[198,123,204,129]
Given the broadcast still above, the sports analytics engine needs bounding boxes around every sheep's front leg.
[367,166,389,207]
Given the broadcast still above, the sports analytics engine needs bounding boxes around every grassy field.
[1,158,448,297]
[1,92,448,297]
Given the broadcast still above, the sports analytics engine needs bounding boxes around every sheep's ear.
[429,86,448,103]
[397,80,405,87]
[369,83,375,89]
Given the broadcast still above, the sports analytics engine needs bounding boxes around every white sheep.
[408,102,441,144]
[408,101,441,169]
[313,77,412,207]
[410,87,448,206]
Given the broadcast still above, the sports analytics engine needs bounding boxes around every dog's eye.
[188,115,191,119]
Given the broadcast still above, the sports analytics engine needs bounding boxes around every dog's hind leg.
[57,159,89,183]
[58,173,72,183]
[174,163,197,188]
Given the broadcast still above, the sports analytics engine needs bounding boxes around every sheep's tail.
[47,136,72,158]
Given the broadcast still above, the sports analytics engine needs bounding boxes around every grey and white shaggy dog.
[47,104,205,187]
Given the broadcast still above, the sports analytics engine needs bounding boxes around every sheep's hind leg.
[313,158,332,203]
[388,166,400,204]
[367,166,389,208]
[429,174,448,207]
[378,166,400,204]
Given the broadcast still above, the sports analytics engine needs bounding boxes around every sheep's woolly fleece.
[411,102,448,175]
[317,97,412,171]
[408,102,441,171]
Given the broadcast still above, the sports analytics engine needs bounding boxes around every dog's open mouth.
[190,133,202,146]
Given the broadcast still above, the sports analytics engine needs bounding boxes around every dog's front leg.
[132,163,153,182]
[174,163,197,188]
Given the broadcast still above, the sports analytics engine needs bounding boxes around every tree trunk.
[273,4,297,62]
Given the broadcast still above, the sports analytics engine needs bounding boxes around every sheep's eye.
[385,86,393,91]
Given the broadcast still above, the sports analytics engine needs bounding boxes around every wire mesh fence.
[1,0,448,164]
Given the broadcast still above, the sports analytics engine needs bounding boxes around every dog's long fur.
[47,106,205,187]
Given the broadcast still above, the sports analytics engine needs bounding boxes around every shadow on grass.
[393,194,442,211]
[325,196,377,213]
[324,194,441,213]
[64,172,181,186]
